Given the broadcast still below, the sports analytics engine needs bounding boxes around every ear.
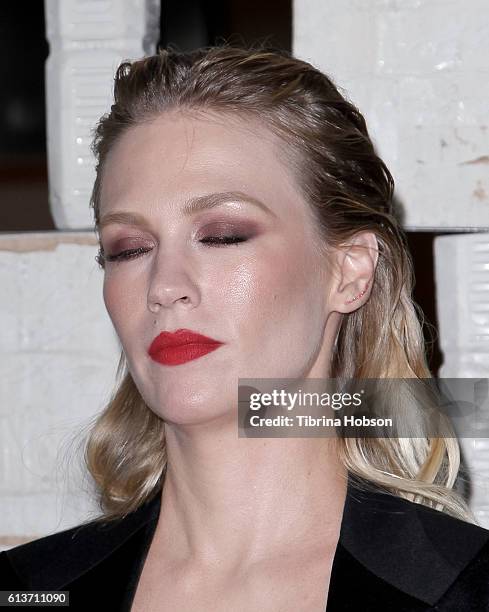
[328,231,379,314]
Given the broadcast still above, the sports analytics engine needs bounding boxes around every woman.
[2,45,489,611]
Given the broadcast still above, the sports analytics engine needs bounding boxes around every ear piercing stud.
[346,281,370,305]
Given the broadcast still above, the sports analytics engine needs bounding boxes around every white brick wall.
[293,0,489,229]
[44,0,161,228]
[0,233,120,550]
[434,233,489,526]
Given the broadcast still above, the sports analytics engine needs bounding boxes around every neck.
[152,422,348,571]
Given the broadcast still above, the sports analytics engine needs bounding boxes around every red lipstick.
[148,328,224,366]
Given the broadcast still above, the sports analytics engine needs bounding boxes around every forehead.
[99,110,306,219]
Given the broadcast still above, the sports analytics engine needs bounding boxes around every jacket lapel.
[327,541,429,610]
[327,475,489,609]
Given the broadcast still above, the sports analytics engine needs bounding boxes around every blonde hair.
[85,44,474,524]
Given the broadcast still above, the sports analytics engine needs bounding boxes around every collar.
[6,474,489,608]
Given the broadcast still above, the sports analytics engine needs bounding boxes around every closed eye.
[96,235,248,269]
[199,235,248,246]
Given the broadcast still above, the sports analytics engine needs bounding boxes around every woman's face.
[99,110,339,427]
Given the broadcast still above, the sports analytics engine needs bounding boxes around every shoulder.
[341,480,489,607]
[414,509,489,609]
[0,495,160,591]
[0,520,109,589]
[346,480,489,547]
[409,496,489,598]
[403,489,489,534]
[409,494,489,574]
[437,536,489,607]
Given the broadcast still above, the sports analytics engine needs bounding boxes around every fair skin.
[98,109,378,611]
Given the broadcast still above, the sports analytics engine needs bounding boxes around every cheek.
[102,274,142,337]
[216,243,324,341]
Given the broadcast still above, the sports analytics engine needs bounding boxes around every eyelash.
[97,235,248,267]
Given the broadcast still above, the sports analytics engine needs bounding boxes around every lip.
[148,328,224,366]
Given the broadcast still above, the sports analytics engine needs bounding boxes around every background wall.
[294,0,489,229]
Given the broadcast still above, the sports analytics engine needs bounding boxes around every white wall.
[0,233,120,550]
[293,0,489,230]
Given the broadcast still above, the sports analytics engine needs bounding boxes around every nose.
[148,293,192,314]
[146,253,199,314]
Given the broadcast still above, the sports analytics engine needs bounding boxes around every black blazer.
[2,476,489,611]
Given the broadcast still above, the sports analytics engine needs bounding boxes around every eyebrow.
[98,190,277,230]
